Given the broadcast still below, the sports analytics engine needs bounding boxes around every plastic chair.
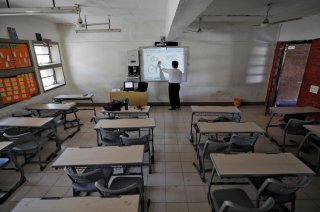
[193,139,230,182]
[3,132,48,171]
[229,133,260,153]
[279,118,313,151]
[64,167,113,196]
[95,176,145,211]
[251,176,310,212]
[121,135,151,174]
[210,188,274,212]
[98,128,123,146]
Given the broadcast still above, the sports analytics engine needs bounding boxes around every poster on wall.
[0,43,15,70]
[23,72,39,94]
[0,76,31,104]
[7,27,19,40]
[0,42,32,70]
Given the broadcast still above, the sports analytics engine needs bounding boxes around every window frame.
[33,41,66,92]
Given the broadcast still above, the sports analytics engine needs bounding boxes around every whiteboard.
[140,47,188,82]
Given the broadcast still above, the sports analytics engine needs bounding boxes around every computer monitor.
[123,81,134,91]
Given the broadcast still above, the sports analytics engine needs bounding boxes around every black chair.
[251,176,310,212]
[193,139,230,182]
[229,133,260,153]
[64,167,113,196]
[95,176,144,211]
[279,119,313,151]
[210,188,274,212]
[121,135,151,174]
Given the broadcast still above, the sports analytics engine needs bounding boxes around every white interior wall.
[0,16,72,116]
[278,14,320,41]
[59,22,279,103]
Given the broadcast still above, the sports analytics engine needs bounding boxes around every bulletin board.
[0,39,40,109]
[0,43,32,69]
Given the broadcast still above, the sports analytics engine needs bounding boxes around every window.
[33,42,66,91]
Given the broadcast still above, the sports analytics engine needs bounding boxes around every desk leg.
[90,98,97,116]
[189,113,195,143]
[150,128,154,164]
[0,149,26,204]
[265,113,276,138]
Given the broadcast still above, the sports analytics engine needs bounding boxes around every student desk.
[0,142,26,204]
[102,106,151,118]
[25,102,81,138]
[12,195,140,212]
[94,118,156,162]
[210,153,314,178]
[196,121,264,144]
[52,146,145,182]
[190,106,241,142]
[52,93,96,116]
[0,117,60,170]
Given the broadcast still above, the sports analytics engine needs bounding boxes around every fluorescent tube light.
[75,28,122,33]
[0,6,79,16]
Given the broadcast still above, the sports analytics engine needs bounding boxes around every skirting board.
[77,102,265,107]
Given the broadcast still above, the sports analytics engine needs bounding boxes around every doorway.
[265,41,311,112]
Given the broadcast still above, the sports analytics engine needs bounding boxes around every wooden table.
[94,118,156,163]
[52,146,144,168]
[102,106,151,118]
[0,142,26,204]
[12,195,140,212]
[0,117,60,170]
[53,93,96,115]
[25,102,81,138]
[210,153,315,178]
[196,121,264,144]
[190,106,241,142]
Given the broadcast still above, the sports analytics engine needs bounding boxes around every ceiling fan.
[255,3,302,27]
[184,17,207,33]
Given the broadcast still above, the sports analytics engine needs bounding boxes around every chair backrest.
[258,176,310,196]
[99,128,122,146]
[121,135,149,146]
[203,140,231,155]
[285,119,313,135]
[229,133,260,147]
[3,132,37,146]
[64,167,113,184]
[220,197,274,212]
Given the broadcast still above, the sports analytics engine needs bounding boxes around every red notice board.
[0,43,15,70]
[0,76,31,104]
[10,43,32,68]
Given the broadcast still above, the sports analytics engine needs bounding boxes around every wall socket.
[310,85,319,94]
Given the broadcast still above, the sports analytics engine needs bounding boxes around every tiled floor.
[1,105,320,211]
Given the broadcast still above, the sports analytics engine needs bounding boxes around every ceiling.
[1,0,320,38]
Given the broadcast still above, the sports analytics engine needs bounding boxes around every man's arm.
[158,61,170,73]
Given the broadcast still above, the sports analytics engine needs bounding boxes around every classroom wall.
[0,16,72,117]
[278,14,320,41]
[58,22,279,103]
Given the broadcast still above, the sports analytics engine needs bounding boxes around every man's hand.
[157,61,161,66]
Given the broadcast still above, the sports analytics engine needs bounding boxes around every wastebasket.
[234,98,241,107]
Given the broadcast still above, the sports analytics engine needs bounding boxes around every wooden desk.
[0,117,60,170]
[53,93,96,115]
[94,118,156,163]
[196,121,264,144]
[0,142,26,204]
[52,146,144,168]
[12,195,140,212]
[25,102,81,138]
[303,125,320,136]
[0,117,54,128]
[190,106,241,142]
[210,153,315,178]
[109,91,147,106]
[102,106,151,118]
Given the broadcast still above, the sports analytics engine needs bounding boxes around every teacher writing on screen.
[158,60,182,110]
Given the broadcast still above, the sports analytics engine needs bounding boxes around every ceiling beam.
[166,0,214,40]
